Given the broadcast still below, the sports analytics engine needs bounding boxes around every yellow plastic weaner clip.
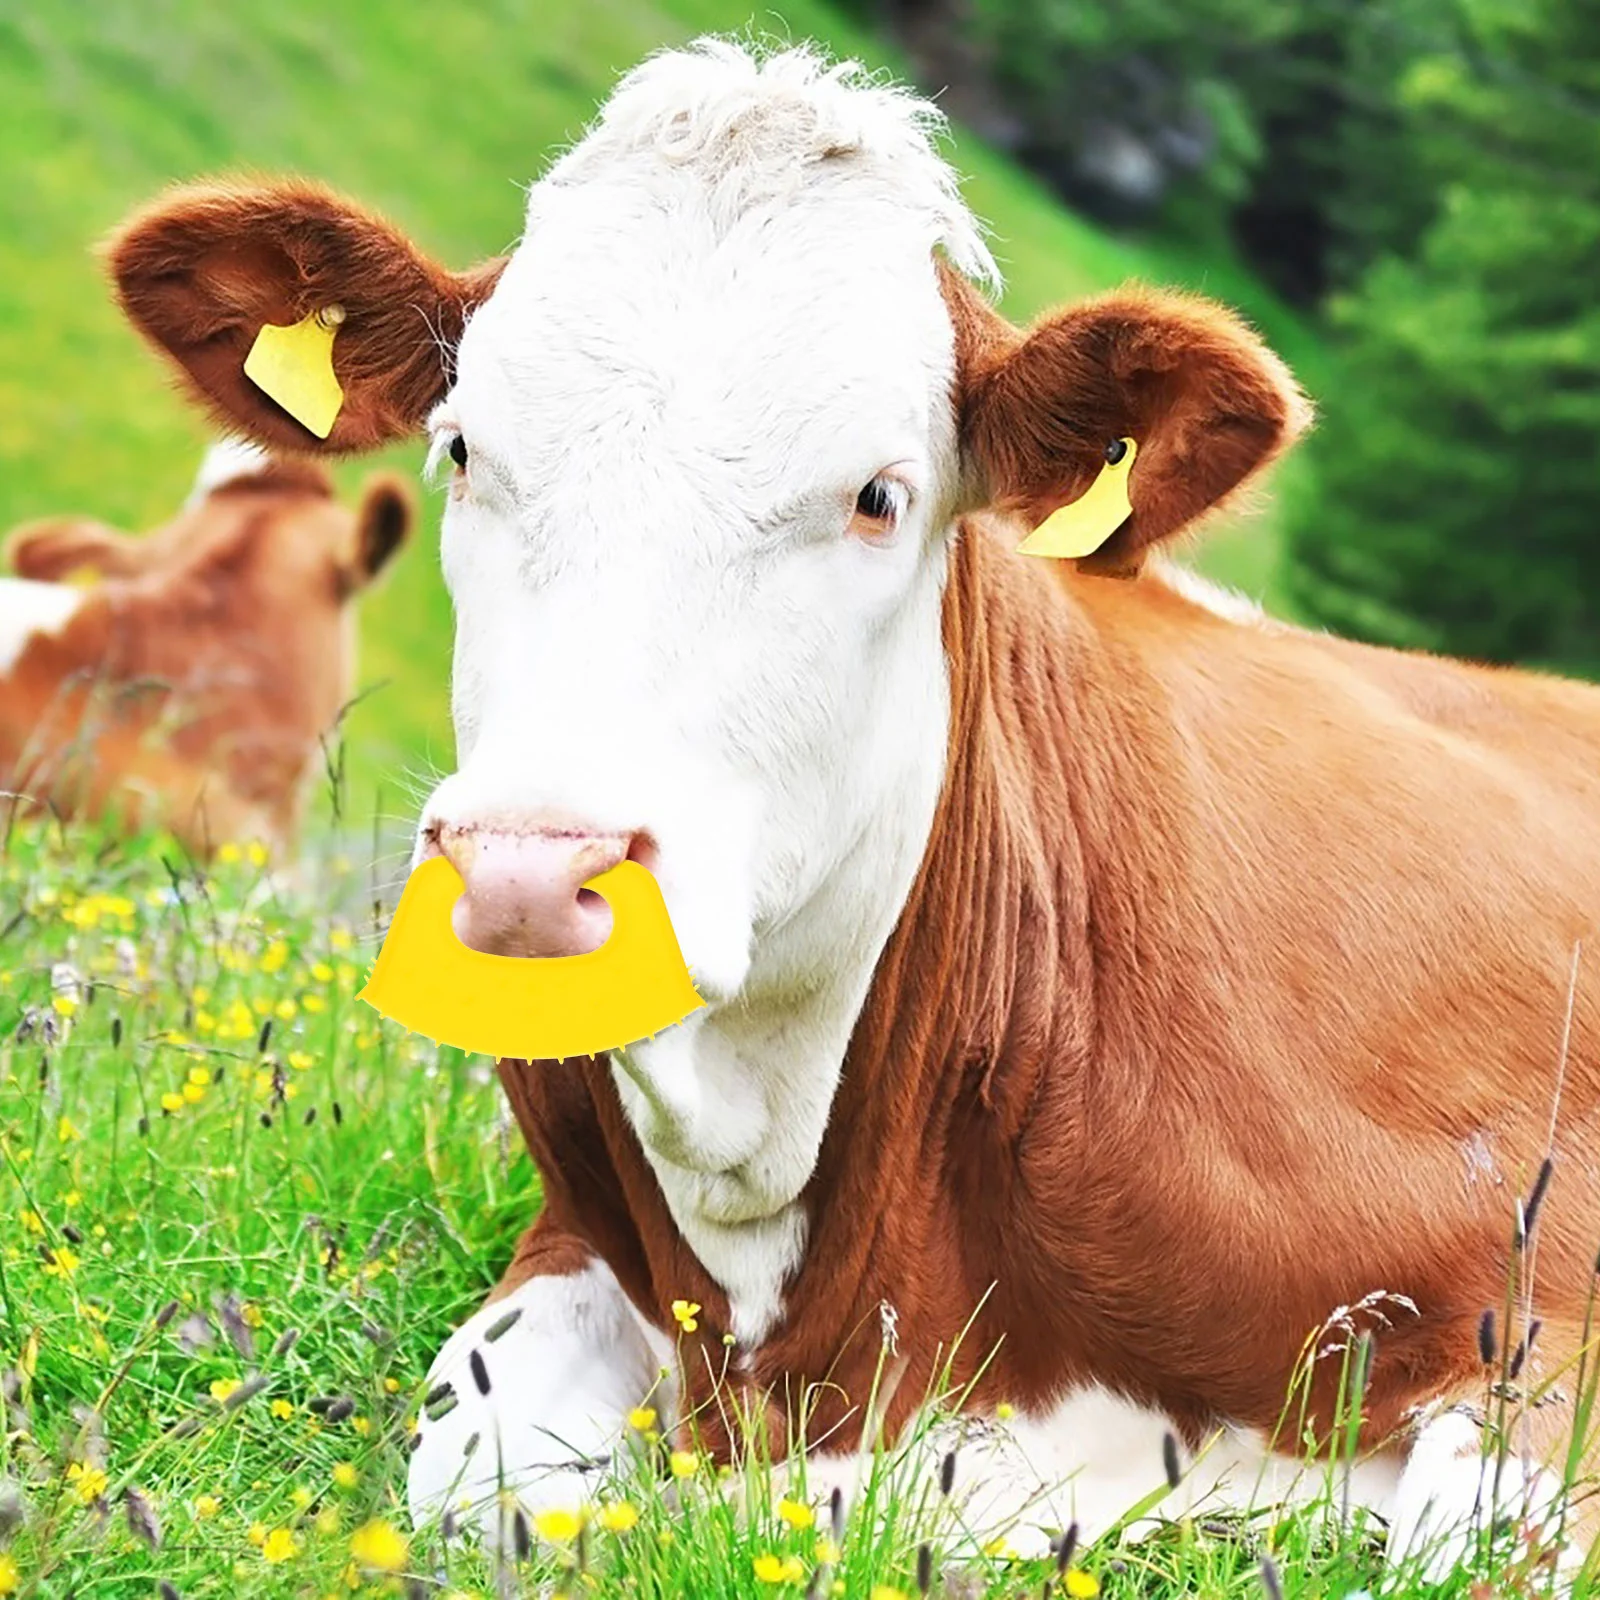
[358,856,704,1061]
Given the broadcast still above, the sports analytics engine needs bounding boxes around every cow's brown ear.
[353,473,414,584]
[105,180,507,456]
[950,272,1311,574]
[5,517,142,583]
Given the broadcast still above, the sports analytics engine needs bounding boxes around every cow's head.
[107,41,1305,1017]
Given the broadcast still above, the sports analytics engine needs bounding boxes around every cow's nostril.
[576,887,605,912]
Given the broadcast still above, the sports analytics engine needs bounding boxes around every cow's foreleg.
[407,1241,672,1537]
[1386,1397,1591,1582]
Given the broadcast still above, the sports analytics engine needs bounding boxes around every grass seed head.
[1478,1308,1498,1366]
[1260,1555,1283,1600]
[1056,1523,1079,1574]
[124,1485,162,1549]
[1162,1431,1181,1490]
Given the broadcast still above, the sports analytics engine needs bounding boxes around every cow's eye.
[847,474,910,543]
[448,434,469,470]
[856,479,898,521]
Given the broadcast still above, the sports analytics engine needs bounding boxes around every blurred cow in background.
[0,441,410,856]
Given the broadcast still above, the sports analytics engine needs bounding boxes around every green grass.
[0,0,1323,835]
[5,816,1595,1598]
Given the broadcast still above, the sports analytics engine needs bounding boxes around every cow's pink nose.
[436,827,632,958]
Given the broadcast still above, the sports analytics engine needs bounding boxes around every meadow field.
[6,4,1568,1598]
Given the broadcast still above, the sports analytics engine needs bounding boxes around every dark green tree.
[1287,0,1600,673]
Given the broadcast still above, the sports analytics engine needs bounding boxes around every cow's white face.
[418,110,982,1017]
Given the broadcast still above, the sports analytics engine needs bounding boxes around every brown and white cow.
[106,41,1600,1573]
[1,442,410,855]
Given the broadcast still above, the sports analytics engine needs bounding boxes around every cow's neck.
[606,537,955,1347]
[746,517,1129,1402]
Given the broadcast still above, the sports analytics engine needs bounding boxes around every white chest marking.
[0,579,81,674]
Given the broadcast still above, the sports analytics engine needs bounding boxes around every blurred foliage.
[862,0,1599,673]
[1286,0,1600,673]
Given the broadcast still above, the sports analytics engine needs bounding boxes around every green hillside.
[0,1,1322,841]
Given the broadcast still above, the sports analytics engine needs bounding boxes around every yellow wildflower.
[754,1554,806,1584]
[983,1538,1018,1561]
[350,1519,408,1572]
[315,1506,341,1537]
[1064,1573,1100,1600]
[20,1210,42,1235]
[671,1299,701,1333]
[247,841,268,867]
[194,1493,221,1519]
[188,1065,211,1087]
[67,1462,108,1504]
[778,1497,815,1530]
[814,1537,841,1565]
[0,1553,17,1595]
[248,1522,267,1546]
[291,1486,313,1508]
[261,942,289,974]
[182,1081,205,1104]
[63,1190,81,1209]
[209,1377,241,1403]
[311,962,334,983]
[351,1414,370,1436]
[598,1500,638,1533]
[288,1050,316,1071]
[274,998,297,1022]
[302,993,326,1013]
[160,1092,184,1115]
[57,1115,82,1143]
[270,1399,294,1420]
[262,1527,297,1563]
[192,985,210,1006]
[242,1303,263,1326]
[627,1405,657,1431]
[534,1508,584,1543]
[996,1401,1016,1421]
[51,996,77,1018]
[668,1450,698,1479]
[43,1245,80,1276]
[194,1010,217,1034]
[330,927,353,951]
[217,843,242,865]
[332,1462,359,1490]
[383,1376,400,1394]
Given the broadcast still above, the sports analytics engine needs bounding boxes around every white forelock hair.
[534,36,1001,293]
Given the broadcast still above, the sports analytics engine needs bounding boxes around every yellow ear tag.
[357,856,705,1061]
[242,305,346,439]
[1016,437,1138,559]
